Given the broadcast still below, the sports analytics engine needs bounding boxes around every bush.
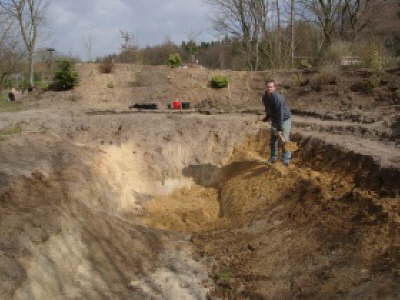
[36,81,49,91]
[210,75,229,88]
[98,56,114,74]
[297,59,312,69]
[310,65,339,89]
[368,73,381,88]
[355,40,385,71]
[19,79,32,91]
[107,82,114,88]
[323,41,353,65]
[50,60,79,91]
[290,72,304,87]
[383,56,400,69]
[167,53,182,68]
[369,49,384,72]
[351,74,381,94]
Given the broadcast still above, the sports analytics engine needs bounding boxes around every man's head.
[265,80,276,94]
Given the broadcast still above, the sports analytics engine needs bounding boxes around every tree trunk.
[28,52,34,87]
[276,0,281,68]
[255,39,259,71]
[290,0,295,67]
[245,39,253,71]
[0,73,8,88]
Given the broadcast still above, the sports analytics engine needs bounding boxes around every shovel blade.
[284,141,299,152]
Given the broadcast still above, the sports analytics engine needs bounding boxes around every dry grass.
[0,95,27,112]
[310,65,340,89]
[0,126,22,141]
[98,58,114,74]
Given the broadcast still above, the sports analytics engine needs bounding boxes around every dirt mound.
[1,79,400,299]
[26,62,398,148]
[0,114,265,299]
[0,136,213,299]
[133,147,399,298]
[55,63,400,147]
[72,63,400,113]
[70,63,296,112]
[78,115,398,298]
[192,166,400,298]
[138,186,220,232]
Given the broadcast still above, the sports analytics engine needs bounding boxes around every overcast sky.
[46,0,216,60]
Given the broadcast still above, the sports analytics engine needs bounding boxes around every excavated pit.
[0,114,399,299]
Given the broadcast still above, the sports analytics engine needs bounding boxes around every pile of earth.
[0,112,399,299]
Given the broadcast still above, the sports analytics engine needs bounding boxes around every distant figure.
[8,88,16,102]
[262,80,292,166]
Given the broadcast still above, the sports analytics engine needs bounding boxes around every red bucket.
[172,101,182,109]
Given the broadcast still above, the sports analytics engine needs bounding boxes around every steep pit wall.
[0,113,399,299]
[0,114,264,299]
[0,136,215,299]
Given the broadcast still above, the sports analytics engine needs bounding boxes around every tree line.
[1,0,399,92]
[111,0,399,71]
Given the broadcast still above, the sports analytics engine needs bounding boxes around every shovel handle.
[278,132,286,143]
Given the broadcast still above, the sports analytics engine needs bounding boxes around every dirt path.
[293,129,400,168]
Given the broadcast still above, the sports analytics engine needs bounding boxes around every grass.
[216,270,233,282]
[0,94,27,112]
[0,126,22,136]
[0,126,22,141]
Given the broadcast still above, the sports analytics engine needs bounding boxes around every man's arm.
[274,94,284,131]
[262,96,270,122]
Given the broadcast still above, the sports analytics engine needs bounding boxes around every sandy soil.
[0,64,399,299]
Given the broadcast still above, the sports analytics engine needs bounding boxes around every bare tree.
[290,0,295,66]
[206,0,270,70]
[82,34,94,62]
[118,30,137,63]
[0,47,24,88]
[247,0,269,70]
[0,0,49,87]
[298,0,344,55]
[340,0,375,41]
[0,13,24,88]
[297,0,384,57]
[275,0,281,65]
[120,30,135,50]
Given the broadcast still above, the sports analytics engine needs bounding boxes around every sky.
[45,0,216,60]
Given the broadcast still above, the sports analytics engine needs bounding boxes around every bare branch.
[0,0,49,86]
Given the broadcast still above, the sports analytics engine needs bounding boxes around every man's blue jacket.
[262,92,291,131]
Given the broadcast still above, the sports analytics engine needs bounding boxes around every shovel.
[276,131,299,152]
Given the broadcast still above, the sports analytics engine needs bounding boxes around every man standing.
[262,80,292,166]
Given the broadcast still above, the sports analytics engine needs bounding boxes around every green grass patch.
[0,95,26,112]
[0,126,22,141]
[0,126,22,136]
[211,75,229,88]
[215,270,233,282]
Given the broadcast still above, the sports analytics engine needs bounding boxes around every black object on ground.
[182,102,191,109]
[129,103,158,110]
[8,92,16,102]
